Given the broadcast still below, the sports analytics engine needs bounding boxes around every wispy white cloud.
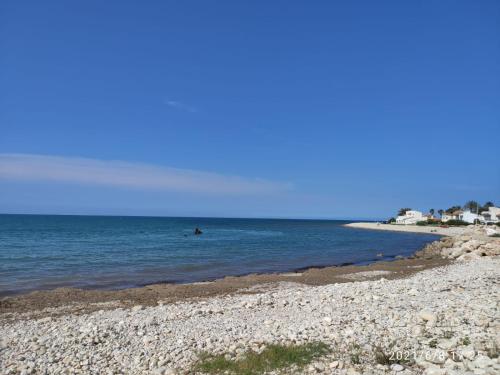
[0,154,291,195]
[165,99,197,113]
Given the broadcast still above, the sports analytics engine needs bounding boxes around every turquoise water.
[0,215,440,296]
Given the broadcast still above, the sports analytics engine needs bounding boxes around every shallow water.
[0,215,440,295]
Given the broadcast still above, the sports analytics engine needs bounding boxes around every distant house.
[441,210,462,222]
[459,210,481,224]
[481,206,500,224]
[396,210,425,225]
[424,213,437,221]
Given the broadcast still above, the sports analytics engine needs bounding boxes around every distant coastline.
[344,221,468,236]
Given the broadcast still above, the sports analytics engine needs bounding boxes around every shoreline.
[344,221,469,235]
[0,256,449,320]
[0,251,426,299]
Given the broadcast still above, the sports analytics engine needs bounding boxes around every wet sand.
[0,256,449,321]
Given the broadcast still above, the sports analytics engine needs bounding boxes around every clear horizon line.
[0,211,383,222]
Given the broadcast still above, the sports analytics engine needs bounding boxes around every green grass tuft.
[442,331,454,339]
[194,342,330,375]
[461,336,471,346]
[349,343,362,365]
[374,347,392,366]
[429,339,438,348]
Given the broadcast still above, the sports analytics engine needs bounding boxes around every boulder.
[457,252,482,261]
[450,247,464,258]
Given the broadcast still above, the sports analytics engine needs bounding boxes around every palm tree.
[479,201,495,213]
[398,208,412,216]
[446,205,461,214]
[430,208,435,216]
[438,209,444,217]
[463,200,479,213]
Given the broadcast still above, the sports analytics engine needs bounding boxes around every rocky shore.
[415,227,500,261]
[1,226,499,375]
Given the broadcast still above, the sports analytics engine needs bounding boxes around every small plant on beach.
[486,342,499,359]
[423,329,433,339]
[461,336,471,346]
[443,331,454,339]
[374,347,412,366]
[349,343,362,365]
[374,347,392,365]
[194,342,330,375]
[350,352,361,365]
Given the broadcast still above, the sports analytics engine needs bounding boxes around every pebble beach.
[1,225,499,375]
[3,2,497,374]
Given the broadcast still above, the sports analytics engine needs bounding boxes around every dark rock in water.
[194,228,203,235]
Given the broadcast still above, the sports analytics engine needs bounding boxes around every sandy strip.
[344,222,468,236]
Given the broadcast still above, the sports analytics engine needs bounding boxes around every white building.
[396,210,425,225]
[458,210,481,224]
[441,210,462,222]
[481,206,500,224]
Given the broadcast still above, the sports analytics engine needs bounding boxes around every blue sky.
[1,1,499,219]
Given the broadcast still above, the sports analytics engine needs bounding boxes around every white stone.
[461,347,476,360]
[423,366,447,375]
[391,363,404,371]
[329,360,339,368]
[473,355,494,369]
[419,309,437,325]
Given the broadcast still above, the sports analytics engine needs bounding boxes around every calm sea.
[0,215,440,296]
